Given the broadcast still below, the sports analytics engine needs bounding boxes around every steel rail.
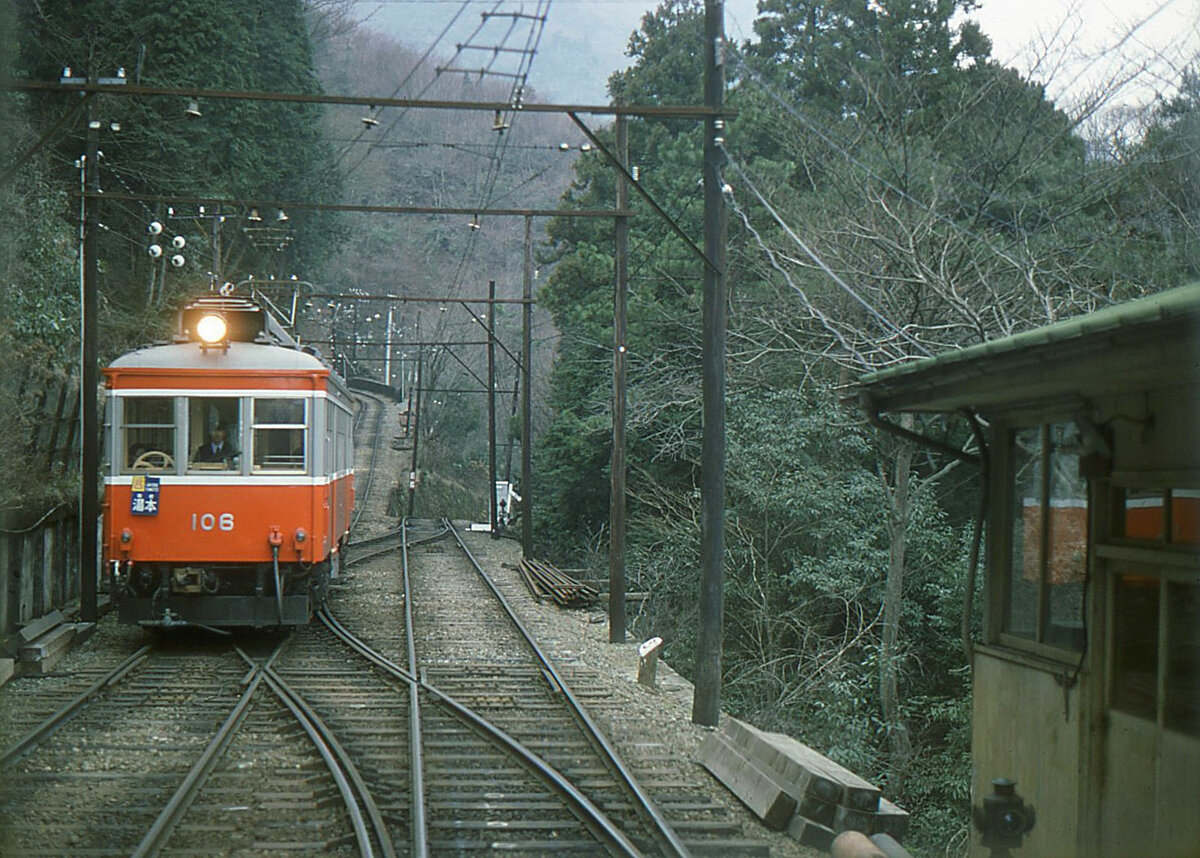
[443,519,693,858]
[234,648,394,858]
[406,520,453,548]
[130,646,282,858]
[400,518,430,858]
[0,644,153,772]
[346,521,450,561]
[347,543,404,566]
[351,392,387,533]
[316,606,641,857]
[348,527,403,550]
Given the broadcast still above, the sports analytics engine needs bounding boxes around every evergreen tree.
[16,0,344,339]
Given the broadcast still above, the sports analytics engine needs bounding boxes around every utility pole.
[210,216,221,289]
[80,74,100,624]
[521,216,534,557]
[407,346,424,518]
[609,115,629,644]
[68,64,125,624]
[384,305,394,388]
[487,280,498,537]
[693,0,728,727]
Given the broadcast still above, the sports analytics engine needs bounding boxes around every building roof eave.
[856,282,1200,416]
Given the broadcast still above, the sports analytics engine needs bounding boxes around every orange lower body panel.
[103,476,353,567]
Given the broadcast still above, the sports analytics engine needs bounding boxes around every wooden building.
[856,283,1200,857]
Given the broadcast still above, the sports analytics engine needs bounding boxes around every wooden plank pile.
[10,610,97,677]
[700,717,909,851]
[518,558,599,608]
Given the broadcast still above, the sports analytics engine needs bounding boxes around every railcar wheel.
[132,450,175,470]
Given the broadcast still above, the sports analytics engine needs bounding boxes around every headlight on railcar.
[195,312,228,345]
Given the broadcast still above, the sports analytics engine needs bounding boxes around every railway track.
[325,516,653,855]
[406,522,770,857]
[0,637,388,856]
[326,516,765,856]
[412,518,686,855]
[350,391,389,534]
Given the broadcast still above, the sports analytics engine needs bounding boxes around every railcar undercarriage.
[111,560,330,628]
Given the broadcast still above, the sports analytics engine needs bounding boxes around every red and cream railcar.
[102,297,355,628]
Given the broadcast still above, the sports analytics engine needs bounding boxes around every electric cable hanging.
[727,32,1189,311]
[721,149,935,362]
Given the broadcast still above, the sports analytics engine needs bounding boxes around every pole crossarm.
[302,339,491,348]
[6,79,732,120]
[310,292,531,304]
[457,300,522,370]
[441,343,489,392]
[83,190,627,220]
[0,92,95,188]
[422,386,518,395]
[568,112,718,273]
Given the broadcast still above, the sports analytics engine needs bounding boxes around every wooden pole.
[80,79,100,623]
[609,115,629,644]
[693,0,728,726]
[407,347,424,518]
[487,280,498,537]
[521,217,534,557]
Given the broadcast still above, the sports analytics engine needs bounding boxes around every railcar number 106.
[192,512,235,532]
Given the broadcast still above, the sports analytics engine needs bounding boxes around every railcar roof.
[856,281,1200,415]
[107,341,329,373]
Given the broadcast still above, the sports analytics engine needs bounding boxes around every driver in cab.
[194,425,238,466]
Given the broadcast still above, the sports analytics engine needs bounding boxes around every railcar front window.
[253,398,306,472]
[122,397,175,473]
[187,397,241,471]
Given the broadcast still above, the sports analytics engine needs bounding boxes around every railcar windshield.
[187,397,241,472]
[121,397,175,473]
[252,397,307,472]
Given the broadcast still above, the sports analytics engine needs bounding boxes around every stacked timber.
[518,558,599,608]
[699,717,909,851]
[11,611,96,676]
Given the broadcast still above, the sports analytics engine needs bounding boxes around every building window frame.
[989,417,1089,663]
[1099,477,1200,737]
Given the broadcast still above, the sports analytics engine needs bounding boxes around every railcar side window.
[187,397,241,471]
[122,397,176,473]
[1004,423,1086,651]
[1112,488,1200,546]
[334,405,350,473]
[253,398,306,472]
[325,402,335,474]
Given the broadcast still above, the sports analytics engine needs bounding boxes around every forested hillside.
[1,0,342,518]
[307,26,577,515]
[534,0,1197,850]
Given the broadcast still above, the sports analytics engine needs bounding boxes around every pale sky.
[721,0,1199,109]
[594,0,1200,109]
[362,0,1199,109]
[969,0,1200,109]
